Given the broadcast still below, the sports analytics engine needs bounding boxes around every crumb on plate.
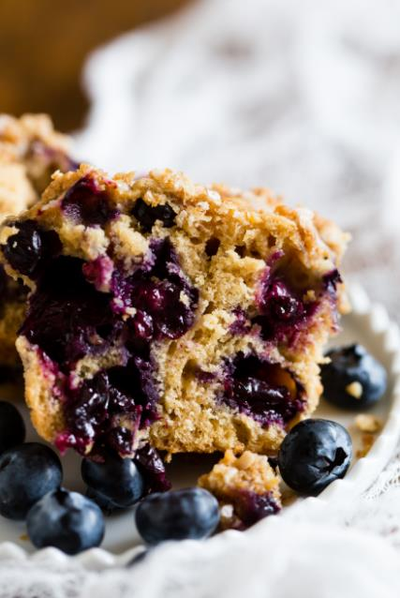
[355,413,382,433]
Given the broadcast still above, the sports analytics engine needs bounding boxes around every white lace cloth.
[2,0,400,594]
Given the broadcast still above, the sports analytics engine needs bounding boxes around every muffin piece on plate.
[0,114,76,366]
[0,165,348,456]
[198,449,281,529]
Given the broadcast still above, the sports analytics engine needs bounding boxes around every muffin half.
[0,165,348,456]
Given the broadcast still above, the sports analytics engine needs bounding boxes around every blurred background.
[1,0,399,317]
[0,0,189,131]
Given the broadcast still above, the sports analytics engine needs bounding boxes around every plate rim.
[0,282,399,569]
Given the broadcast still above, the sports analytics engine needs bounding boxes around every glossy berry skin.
[27,488,105,555]
[0,443,62,520]
[278,419,352,496]
[81,452,145,508]
[85,487,120,514]
[3,220,61,279]
[135,487,220,545]
[0,402,26,455]
[321,344,387,409]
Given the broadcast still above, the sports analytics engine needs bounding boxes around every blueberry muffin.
[198,450,281,529]
[0,114,76,366]
[0,165,348,455]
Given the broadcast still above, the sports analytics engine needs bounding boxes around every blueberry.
[264,280,303,322]
[135,487,220,545]
[21,256,114,367]
[27,488,105,555]
[3,220,61,278]
[0,402,25,454]
[132,198,176,232]
[253,272,317,343]
[278,419,352,496]
[221,354,304,427]
[0,443,62,520]
[62,176,116,226]
[127,548,150,567]
[3,220,42,276]
[321,344,387,409]
[81,452,145,508]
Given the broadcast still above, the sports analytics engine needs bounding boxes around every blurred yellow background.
[0,0,189,131]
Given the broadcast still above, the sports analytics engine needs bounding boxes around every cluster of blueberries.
[279,344,388,493]
[0,343,388,555]
[0,403,220,554]
[0,403,105,554]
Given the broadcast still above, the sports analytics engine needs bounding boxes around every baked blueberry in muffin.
[0,165,348,463]
[0,114,76,366]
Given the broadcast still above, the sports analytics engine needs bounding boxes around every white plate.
[0,283,399,568]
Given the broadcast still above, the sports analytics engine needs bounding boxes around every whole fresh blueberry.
[81,452,144,508]
[278,419,352,496]
[321,344,387,409]
[3,220,61,278]
[0,402,26,454]
[0,443,62,520]
[135,487,220,545]
[27,488,105,555]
